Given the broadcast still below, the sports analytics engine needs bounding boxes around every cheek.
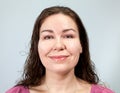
[38,40,54,60]
[68,40,82,65]
[38,41,54,68]
[38,41,49,67]
[38,42,45,56]
[38,41,50,58]
[66,40,82,54]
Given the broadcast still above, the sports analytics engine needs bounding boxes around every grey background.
[0,0,120,93]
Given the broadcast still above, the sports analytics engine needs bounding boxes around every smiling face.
[38,13,82,74]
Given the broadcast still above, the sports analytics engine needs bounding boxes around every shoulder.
[6,85,29,93]
[91,84,115,93]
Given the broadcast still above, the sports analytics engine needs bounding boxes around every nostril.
[53,40,66,51]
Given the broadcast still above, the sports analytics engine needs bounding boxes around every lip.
[49,55,69,61]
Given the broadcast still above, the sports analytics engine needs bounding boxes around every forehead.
[40,13,78,31]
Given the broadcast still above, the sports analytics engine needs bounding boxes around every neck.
[44,69,78,93]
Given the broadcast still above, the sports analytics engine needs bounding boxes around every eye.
[43,35,54,40]
[63,35,74,39]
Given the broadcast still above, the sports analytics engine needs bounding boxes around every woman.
[6,6,114,93]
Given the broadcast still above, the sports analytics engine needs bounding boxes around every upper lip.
[48,55,69,58]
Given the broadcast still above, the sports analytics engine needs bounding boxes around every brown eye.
[64,35,74,39]
[44,35,54,40]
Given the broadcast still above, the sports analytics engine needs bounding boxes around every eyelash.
[42,34,74,40]
[43,35,54,40]
[63,35,74,39]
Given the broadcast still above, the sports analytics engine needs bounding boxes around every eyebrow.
[40,30,53,33]
[63,28,76,32]
[40,28,76,33]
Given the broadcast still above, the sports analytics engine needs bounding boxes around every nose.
[53,38,65,51]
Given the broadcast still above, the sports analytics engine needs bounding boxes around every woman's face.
[38,13,82,74]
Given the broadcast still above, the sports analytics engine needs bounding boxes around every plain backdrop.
[0,0,120,93]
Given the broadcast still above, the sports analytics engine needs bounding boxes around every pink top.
[6,84,114,93]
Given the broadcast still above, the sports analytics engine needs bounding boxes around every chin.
[47,66,74,75]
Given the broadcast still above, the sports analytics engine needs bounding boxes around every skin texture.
[29,13,91,93]
[10,6,100,93]
[38,13,82,75]
[17,6,99,88]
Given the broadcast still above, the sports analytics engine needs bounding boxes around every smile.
[49,55,69,62]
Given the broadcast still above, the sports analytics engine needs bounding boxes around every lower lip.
[49,56,68,62]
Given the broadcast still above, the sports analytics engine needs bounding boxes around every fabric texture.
[6,86,29,93]
[91,84,114,93]
[6,84,114,93]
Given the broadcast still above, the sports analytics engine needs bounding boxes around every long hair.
[17,6,99,86]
